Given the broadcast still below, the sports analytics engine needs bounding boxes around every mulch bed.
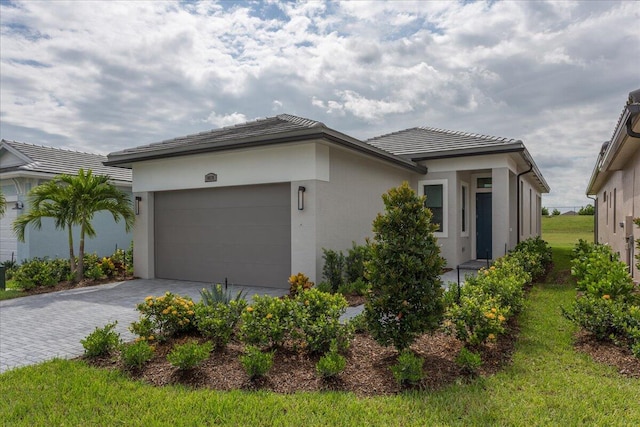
[85,321,519,396]
[19,276,135,296]
[573,330,640,378]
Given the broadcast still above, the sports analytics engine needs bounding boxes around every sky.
[1,0,639,210]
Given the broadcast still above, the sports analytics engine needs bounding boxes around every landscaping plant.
[455,347,483,375]
[365,182,445,351]
[239,295,298,349]
[120,340,155,369]
[315,341,347,378]
[167,340,213,370]
[322,248,345,292]
[131,292,196,340]
[240,345,274,380]
[288,272,314,297]
[391,349,424,386]
[80,322,121,358]
[200,283,246,306]
[194,299,246,348]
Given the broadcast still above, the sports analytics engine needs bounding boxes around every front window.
[420,179,448,237]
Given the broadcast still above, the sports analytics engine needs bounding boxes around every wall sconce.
[135,196,142,215]
[297,186,306,211]
[13,201,24,210]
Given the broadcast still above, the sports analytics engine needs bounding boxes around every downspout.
[587,195,597,244]
[516,162,533,244]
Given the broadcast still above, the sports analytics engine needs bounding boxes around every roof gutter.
[626,89,640,138]
[516,161,533,244]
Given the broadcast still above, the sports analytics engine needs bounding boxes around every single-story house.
[586,88,640,278]
[105,114,549,288]
[0,140,133,263]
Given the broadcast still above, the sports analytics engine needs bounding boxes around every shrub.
[391,349,424,386]
[133,292,196,340]
[239,295,298,348]
[570,243,635,300]
[472,257,528,315]
[240,345,274,379]
[347,312,368,333]
[120,340,154,369]
[81,322,120,358]
[288,272,314,297]
[455,347,482,375]
[365,182,444,351]
[194,299,246,348]
[295,288,353,353]
[12,257,69,290]
[167,340,213,370]
[315,281,333,293]
[316,342,347,378]
[322,249,345,292]
[512,236,552,280]
[200,283,246,306]
[344,241,371,284]
[337,278,370,296]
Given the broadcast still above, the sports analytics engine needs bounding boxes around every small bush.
[295,288,353,353]
[337,278,370,296]
[134,292,196,340]
[12,257,69,290]
[455,347,482,375]
[120,340,155,369]
[315,281,333,293]
[288,272,314,297]
[391,349,424,386]
[562,296,628,341]
[344,241,371,284]
[240,345,274,379]
[570,243,635,300]
[200,283,246,306]
[316,343,347,378]
[81,322,120,358]
[239,295,298,348]
[194,299,246,348]
[512,236,552,280]
[348,312,368,333]
[167,340,213,370]
[322,249,345,292]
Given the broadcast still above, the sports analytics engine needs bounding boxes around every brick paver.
[0,279,286,373]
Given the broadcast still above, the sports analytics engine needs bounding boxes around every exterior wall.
[313,146,413,282]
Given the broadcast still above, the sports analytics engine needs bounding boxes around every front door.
[476,193,492,259]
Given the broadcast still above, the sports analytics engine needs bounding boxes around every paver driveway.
[0,279,287,373]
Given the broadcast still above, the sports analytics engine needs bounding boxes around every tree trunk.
[67,225,77,282]
[76,222,86,282]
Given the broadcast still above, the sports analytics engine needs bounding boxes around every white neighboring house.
[0,140,133,263]
[586,88,640,279]
[105,114,549,288]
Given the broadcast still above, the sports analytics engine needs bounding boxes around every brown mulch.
[573,330,640,378]
[85,322,519,396]
[20,276,135,296]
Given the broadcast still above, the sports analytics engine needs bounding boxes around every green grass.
[0,279,25,301]
[542,215,594,248]
[2,216,638,425]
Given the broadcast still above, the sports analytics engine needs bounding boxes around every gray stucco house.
[0,140,133,263]
[105,114,549,288]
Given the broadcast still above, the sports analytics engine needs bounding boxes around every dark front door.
[476,193,492,259]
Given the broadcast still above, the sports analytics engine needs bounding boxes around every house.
[586,88,640,278]
[0,140,133,263]
[105,114,549,288]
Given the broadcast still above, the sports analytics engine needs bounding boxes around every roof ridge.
[416,126,519,143]
[2,139,106,157]
[276,114,325,128]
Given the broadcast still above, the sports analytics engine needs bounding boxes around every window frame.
[461,181,469,237]
[419,179,448,238]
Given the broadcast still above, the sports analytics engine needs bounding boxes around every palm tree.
[0,189,6,218]
[13,169,135,282]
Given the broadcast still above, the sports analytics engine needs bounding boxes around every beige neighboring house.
[105,114,549,288]
[587,88,640,279]
[0,140,133,263]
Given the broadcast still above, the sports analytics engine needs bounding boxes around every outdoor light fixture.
[135,196,142,215]
[297,186,306,211]
[13,201,24,210]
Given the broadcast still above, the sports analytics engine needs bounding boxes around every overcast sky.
[1,0,638,209]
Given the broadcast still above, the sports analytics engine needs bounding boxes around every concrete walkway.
[0,267,480,374]
[0,279,286,373]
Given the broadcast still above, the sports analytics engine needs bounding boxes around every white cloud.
[204,112,248,128]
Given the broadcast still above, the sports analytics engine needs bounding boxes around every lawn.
[2,214,639,426]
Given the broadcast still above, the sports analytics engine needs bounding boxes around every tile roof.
[365,126,522,158]
[108,114,325,158]
[0,140,132,183]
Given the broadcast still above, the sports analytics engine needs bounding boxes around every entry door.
[476,193,492,259]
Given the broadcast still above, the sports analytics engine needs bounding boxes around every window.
[613,188,617,233]
[461,182,469,236]
[477,177,492,188]
[529,188,532,234]
[419,179,448,237]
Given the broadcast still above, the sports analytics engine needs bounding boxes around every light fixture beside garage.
[135,196,141,215]
[298,186,306,210]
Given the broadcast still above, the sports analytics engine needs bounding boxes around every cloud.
[0,0,638,209]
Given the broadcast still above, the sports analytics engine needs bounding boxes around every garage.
[154,183,291,288]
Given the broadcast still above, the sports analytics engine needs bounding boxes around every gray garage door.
[155,183,291,288]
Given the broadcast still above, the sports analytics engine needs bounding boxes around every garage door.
[154,183,291,288]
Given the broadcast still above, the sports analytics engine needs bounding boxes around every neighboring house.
[105,114,549,288]
[586,88,640,278]
[0,140,133,263]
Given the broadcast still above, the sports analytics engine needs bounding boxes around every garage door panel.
[155,184,291,287]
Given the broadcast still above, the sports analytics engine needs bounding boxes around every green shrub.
[240,345,274,379]
[295,288,353,353]
[120,340,154,369]
[322,248,345,292]
[133,292,196,340]
[167,340,213,370]
[315,281,333,293]
[347,312,368,333]
[571,243,635,300]
[365,182,445,351]
[12,257,69,290]
[194,299,246,348]
[512,236,552,280]
[239,295,298,348]
[562,295,628,341]
[344,241,371,283]
[473,257,528,315]
[316,342,347,378]
[391,349,424,386]
[337,278,370,296]
[81,322,120,358]
[455,347,482,375]
[200,283,246,306]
